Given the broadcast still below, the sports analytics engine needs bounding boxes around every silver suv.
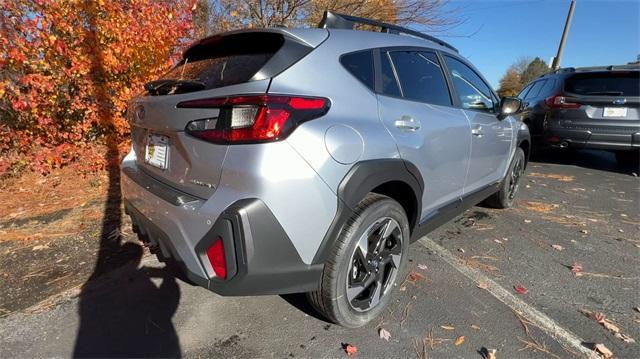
[121,12,530,327]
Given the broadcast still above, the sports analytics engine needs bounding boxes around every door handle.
[471,125,483,137]
[394,116,420,132]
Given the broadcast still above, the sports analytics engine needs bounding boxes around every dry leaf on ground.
[570,262,583,275]
[343,343,358,356]
[551,244,564,251]
[417,264,428,270]
[477,281,488,289]
[471,324,481,330]
[592,343,613,358]
[480,348,497,359]
[407,271,426,283]
[440,325,455,330]
[615,333,635,343]
[454,335,465,346]
[378,328,391,341]
[513,285,528,295]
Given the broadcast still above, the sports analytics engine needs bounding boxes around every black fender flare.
[311,159,423,264]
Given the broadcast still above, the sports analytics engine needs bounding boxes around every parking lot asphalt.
[0,149,638,358]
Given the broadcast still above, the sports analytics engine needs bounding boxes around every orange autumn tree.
[0,0,195,174]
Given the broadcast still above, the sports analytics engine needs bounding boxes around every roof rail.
[546,64,640,76]
[318,10,458,52]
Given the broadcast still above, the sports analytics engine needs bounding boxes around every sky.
[427,0,640,88]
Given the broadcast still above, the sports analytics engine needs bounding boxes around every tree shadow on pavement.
[73,2,181,357]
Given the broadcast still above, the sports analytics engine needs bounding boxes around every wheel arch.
[311,159,423,264]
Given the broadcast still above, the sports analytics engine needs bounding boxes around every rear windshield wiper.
[144,79,206,95]
[585,91,624,96]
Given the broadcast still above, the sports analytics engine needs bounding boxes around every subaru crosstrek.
[121,11,530,327]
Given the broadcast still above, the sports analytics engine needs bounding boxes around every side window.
[380,52,402,97]
[443,56,495,113]
[388,51,452,106]
[540,78,556,96]
[525,80,546,100]
[340,50,374,90]
[518,84,533,100]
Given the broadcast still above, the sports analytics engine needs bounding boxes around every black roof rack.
[318,10,458,52]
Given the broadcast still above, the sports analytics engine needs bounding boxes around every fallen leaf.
[634,307,640,313]
[493,239,502,244]
[32,244,50,251]
[482,348,497,359]
[407,271,426,283]
[471,324,481,330]
[579,229,589,234]
[399,286,406,292]
[378,328,391,341]
[343,343,358,356]
[570,263,583,275]
[592,343,613,358]
[454,335,465,346]
[477,281,488,290]
[615,332,635,343]
[417,264,428,271]
[440,325,455,330]
[523,219,532,223]
[551,244,564,251]
[458,248,465,253]
[513,285,528,295]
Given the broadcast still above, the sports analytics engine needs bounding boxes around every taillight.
[544,95,581,109]
[179,95,330,144]
[206,237,227,279]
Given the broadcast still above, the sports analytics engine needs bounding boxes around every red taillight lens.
[179,95,330,144]
[206,238,227,279]
[545,95,581,109]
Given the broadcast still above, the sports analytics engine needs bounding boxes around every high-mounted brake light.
[207,237,227,279]
[545,95,581,109]
[179,95,330,144]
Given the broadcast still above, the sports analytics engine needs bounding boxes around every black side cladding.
[312,159,423,265]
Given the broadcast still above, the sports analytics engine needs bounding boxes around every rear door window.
[540,78,556,96]
[341,50,375,90]
[565,72,640,96]
[388,51,452,106]
[443,56,495,113]
[524,80,546,100]
[151,33,284,95]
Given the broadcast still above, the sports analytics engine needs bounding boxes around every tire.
[484,147,526,209]
[614,150,640,169]
[307,193,410,328]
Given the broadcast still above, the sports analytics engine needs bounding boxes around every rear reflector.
[207,238,227,279]
[179,95,330,144]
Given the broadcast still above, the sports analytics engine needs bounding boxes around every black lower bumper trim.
[124,198,323,296]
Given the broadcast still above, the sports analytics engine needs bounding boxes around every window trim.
[373,46,456,108]
[441,54,498,114]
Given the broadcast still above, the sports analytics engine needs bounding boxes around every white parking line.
[417,237,599,359]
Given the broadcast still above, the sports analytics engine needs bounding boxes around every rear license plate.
[603,107,627,117]
[145,134,169,169]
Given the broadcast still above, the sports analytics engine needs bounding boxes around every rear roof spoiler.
[318,10,458,53]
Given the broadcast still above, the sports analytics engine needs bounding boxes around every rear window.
[151,33,284,95]
[565,72,640,96]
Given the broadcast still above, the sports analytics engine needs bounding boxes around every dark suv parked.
[517,65,639,165]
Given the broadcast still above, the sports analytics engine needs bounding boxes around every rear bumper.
[544,123,640,151]
[121,165,323,296]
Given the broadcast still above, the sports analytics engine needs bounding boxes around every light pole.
[551,0,576,71]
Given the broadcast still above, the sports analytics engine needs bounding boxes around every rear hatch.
[128,30,327,199]
[557,71,640,132]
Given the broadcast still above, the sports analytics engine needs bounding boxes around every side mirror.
[498,97,522,119]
